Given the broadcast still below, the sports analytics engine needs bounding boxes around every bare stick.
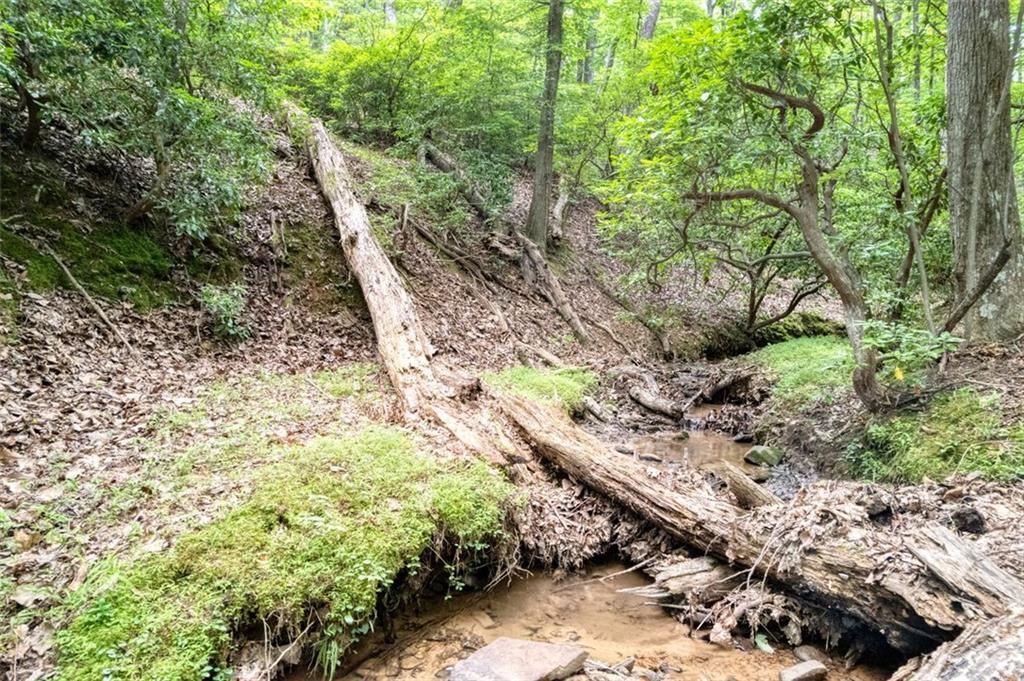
[43,243,138,358]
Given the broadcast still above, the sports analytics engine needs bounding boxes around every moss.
[0,265,20,342]
[749,336,855,409]
[751,312,845,346]
[482,366,597,414]
[56,429,514,680]
[314,363,379,399]
[0,223,178,311]
[845,389,1024,483]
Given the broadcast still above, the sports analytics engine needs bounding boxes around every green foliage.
[483,366,597,414]
[56,429,514,680]
[200,282,250,340]
[863,320,962,383]
[750,336,855,409]
[846,389,1024,483]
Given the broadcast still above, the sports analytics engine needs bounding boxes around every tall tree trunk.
[524,0,564,252]
[946,0,1024,340]
[384,0,397,24]
[640,0,662,40]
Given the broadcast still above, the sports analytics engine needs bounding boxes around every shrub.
[200,283,250,340]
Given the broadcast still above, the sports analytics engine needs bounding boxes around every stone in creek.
[794,645,829,664]
[450,637,587,681]
[778,660,828,681]
[744,445,784,467]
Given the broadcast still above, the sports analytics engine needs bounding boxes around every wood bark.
[524,0,564,251]
[892,608,1024,681]
[639,0,661,40]
[497,393,1024,654]
[517,231,590,344]
[705,461,778,509]
[550,179,569,246]
[946,0,1024,340]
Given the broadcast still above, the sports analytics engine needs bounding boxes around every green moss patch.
[749,336,855,409]
[845,389,1024,483]
[482,366,597,414]
[56,429,514,680]
[0,223,177,311]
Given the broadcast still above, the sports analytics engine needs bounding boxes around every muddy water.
[291,561,884,681]
[631,430,752,468]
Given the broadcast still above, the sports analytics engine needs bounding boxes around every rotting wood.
[705,461,779,509]
[516,231,590,344]
[652,556,743,604]
[496,392,1024,654]
[628,385,683,420]
[891,608,1024,681]
[550,178,570,246]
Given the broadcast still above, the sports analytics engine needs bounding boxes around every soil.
[289,560,886,681]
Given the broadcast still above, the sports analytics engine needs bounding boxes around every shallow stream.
[289,560,885,680]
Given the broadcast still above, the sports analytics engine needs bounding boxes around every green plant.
[482,366,597,414]
[200,283,250,340]
[749,336,855,409]
[846,389,1024,483]
[862,321,962,383]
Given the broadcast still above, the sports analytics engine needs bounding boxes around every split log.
[422,142,494,223]
[516,231,590,344]
[705,461,779,509]
[652,556,742,604]
[496,393,1024,654]
[891,608,1024,681]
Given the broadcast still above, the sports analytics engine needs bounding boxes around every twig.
[42,243,139,358]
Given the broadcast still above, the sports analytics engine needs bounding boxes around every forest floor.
[4,121,1024,680]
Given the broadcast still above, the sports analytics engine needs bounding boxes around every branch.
[750,278,828,332]
[681,189,801,223]
[942,239,1013,333]
[741,81,825,140]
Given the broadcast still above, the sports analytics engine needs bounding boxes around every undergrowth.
[846,389,1024,483]
[56,429,515,680]
[749,336,855,409]
[482,366,597,414]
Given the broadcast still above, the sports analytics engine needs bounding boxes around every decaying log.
[891,608,1024,681]
[582,396,612,423]
[290,105,511,466]
[496,393,1024,654]
[628,386,683,420]
[516,231,590,344]
[652,556,742,604]
[705,461,779,509]
[422,142,494,223]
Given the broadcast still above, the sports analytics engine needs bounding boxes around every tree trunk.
[524,0,564,252]
[497,392,1024,655]
[946,0,1024,340]
[549,178,569,245]
[384,0,397,24]
[422,143,494,222]
[891,608,1024,681]
[639,0,661,40]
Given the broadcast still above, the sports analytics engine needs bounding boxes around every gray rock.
[450,637,588,681]
[794,645,828,664]
[747,466,772,482]
[778,660,827,681]
[744,445,784,467]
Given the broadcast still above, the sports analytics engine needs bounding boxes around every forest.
[2,0,1024,679]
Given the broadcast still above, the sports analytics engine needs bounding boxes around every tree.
[524,0,565,251]
[945,0,1024,340]
[640,0,662,40]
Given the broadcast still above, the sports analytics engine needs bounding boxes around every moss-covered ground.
[482,366,597,414]
[55,429,514,680]
[747,335,855,409]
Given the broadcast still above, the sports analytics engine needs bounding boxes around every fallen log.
[422,142,494,223]
[496,392,1024,654]
[628,386,683,420]
[891,608,1024,681]
[705,461,779,509]
[516,231,590,344]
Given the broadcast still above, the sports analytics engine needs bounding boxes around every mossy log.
[497,392,1024,655]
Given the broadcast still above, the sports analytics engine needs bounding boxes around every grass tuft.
[845,389,1024,483]
[56,429,514,680]
[482,366,597,414]
[749,336,855,409]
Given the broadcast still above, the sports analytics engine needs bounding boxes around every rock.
[793,645,828,664]
[747,466,771,482]
[744,445,783,467]
[732,432,754,443]
[778,660,827,681]
[450,638,587,681]
[637,453,663,463]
